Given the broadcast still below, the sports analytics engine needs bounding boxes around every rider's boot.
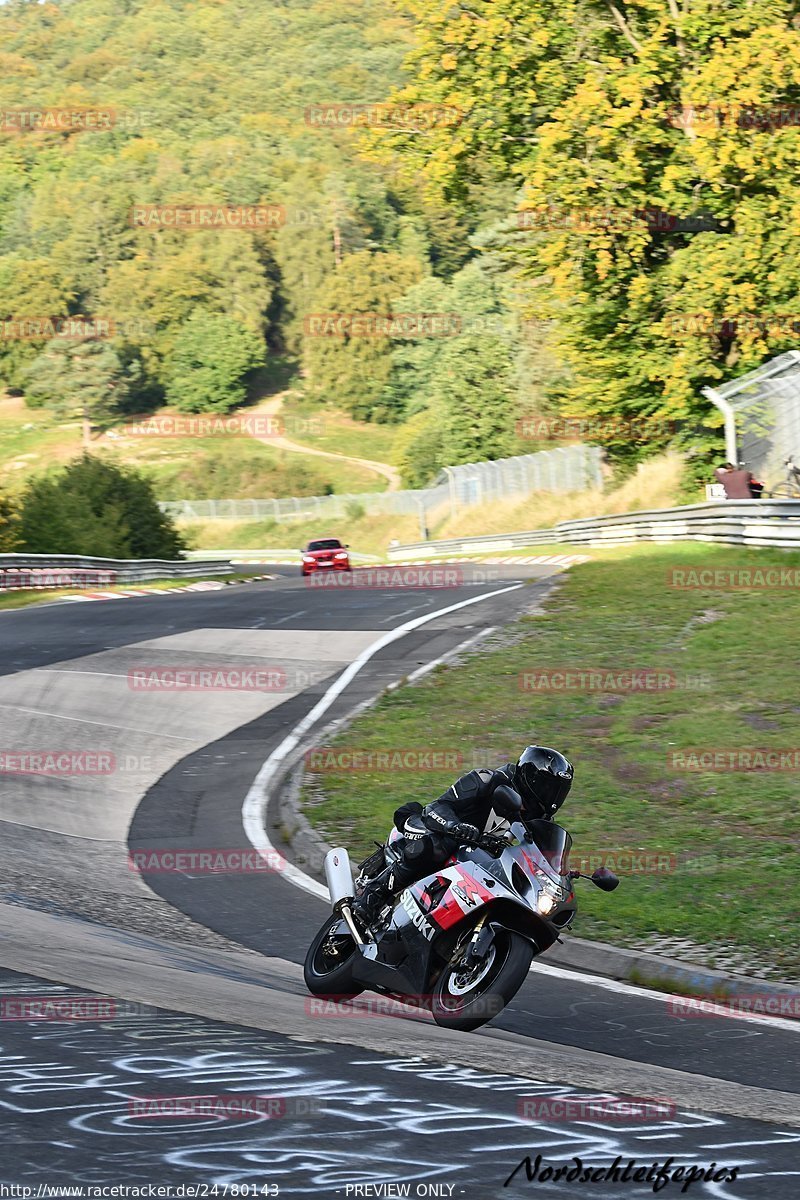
[352,860,417,926]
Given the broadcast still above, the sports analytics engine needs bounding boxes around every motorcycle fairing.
[410,863,497,931]
[349,887,447,995]
[348,832,574,997]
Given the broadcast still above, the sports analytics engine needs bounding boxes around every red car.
[301,537,352,577]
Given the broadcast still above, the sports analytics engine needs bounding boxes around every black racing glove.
[478,833,508,858]
[450,821,481,846]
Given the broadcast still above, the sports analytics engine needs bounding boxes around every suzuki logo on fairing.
[400,891,435,940]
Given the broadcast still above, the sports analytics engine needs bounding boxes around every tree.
[431,334,517,467]
[376,0,800,464]
[392,406,446,487]
[383,274,452,420]
[24,337,131,447]
[18,455,186,559]
[304,250,424,420]
[0,493,20,551]
[0,257,74,393]
[386,260,522,471]
[165,312,265,414]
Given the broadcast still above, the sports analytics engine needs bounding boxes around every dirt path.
[253,394,402,491]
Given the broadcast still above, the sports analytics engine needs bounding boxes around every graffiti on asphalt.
[0,974,798,1196]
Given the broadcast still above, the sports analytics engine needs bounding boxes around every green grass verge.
[302,543,800,975]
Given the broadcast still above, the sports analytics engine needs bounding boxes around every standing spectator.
[714,462,761,499]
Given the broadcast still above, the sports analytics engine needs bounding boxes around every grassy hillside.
[279,394,400,464]
[0,394,392,499]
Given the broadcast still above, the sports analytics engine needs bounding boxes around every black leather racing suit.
[354,764,526,919]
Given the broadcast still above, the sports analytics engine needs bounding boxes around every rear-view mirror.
[591,867,620,891]
[493,784,523,819]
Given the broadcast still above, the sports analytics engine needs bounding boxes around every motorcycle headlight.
[537,893,557,916]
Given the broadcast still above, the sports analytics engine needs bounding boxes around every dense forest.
[1,0,799,488]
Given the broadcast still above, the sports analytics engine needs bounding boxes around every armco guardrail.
[387,500,800,558]
[0,554,233,590]
[184,548,381,563]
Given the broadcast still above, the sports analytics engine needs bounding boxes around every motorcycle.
[303,789,619,1032]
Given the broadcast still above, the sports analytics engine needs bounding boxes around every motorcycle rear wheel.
[303,915,364,1000]
[431,930,534,1031]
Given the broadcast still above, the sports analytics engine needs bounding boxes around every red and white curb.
[63,576,276,602]
[387,554,592,567]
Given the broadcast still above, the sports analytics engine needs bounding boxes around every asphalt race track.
[0,565,798,1198]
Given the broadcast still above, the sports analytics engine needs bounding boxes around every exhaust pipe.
[324,848,366,945]
[325,847,354,906]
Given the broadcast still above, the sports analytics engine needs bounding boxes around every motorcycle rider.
[352,745,574,927]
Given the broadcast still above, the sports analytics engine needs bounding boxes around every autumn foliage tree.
[374,1,800,461]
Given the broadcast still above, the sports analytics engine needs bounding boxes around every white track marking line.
[380,601,434,624]
[33,668,134,681]
[273,610,307,625]
[242,585,524,900]
[527,961,800,1032]
[0,702,196,741]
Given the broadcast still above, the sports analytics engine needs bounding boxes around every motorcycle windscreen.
[526,819,572,875]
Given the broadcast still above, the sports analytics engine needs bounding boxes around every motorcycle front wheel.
[303,914,364,1000]
[431,929,534,1032]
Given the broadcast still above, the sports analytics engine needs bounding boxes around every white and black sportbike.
[304,790,618,1032]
